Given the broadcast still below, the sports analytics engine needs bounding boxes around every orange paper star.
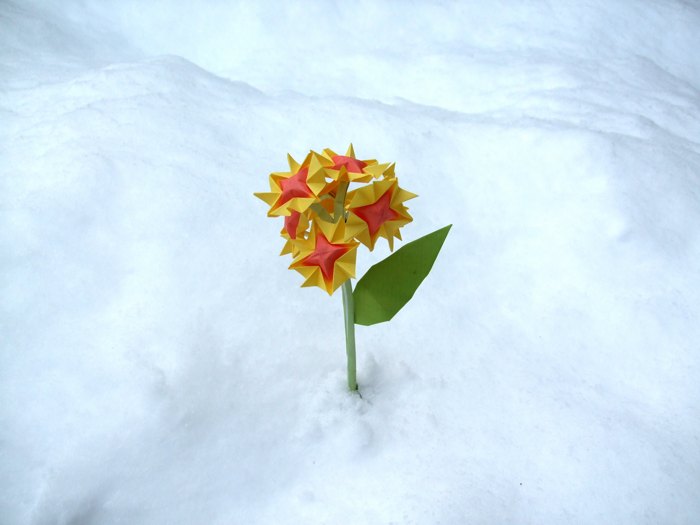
[255,152,329,217]
[345,179,416,250]
[289,220,358,295]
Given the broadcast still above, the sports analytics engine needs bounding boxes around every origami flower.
[256,146,451,392]
[345,179,416,250]
[254,152,329,217]
[256,146,415,292]
[317,145,394,183]
[289,220,358,295]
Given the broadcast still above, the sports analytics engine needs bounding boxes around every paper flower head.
[255,145,416,294]
[256,145,450,392]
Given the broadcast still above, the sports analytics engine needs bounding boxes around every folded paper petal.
[289,220,358,295]
[254,152,331,217]
[345,179,416,251]
[319,144,379,184]
[279,210,312,257]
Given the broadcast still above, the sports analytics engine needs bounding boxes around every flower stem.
[309,203,334,223]
[334,182,349,223]
[341,279,358,391]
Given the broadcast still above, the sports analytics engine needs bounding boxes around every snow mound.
[1,1,699,523]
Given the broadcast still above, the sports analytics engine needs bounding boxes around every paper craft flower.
[345,179,416,251]
[255,145,451,392]
[256,145,415,293]
[317,145,393,184]
[254,152,329,217]
[289,220,358,295]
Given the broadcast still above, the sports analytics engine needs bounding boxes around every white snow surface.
[2,1,700,523]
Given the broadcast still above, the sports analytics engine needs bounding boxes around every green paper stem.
[310,203,334,223]
[341,279,358,391]
[334,182,349,223]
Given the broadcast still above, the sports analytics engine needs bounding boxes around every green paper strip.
[353,224,452,326]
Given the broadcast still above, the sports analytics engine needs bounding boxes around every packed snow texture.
[2,1,700,523]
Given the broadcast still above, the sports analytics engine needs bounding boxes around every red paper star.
[331,155,367,174]
[350,188,402,237]
[274,167,313,209]
[301,231,354,282]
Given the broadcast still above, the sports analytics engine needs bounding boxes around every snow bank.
[1,1,699,523]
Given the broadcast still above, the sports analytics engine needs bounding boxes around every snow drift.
[1,1,699,523]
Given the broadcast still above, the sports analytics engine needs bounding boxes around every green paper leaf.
[353,224,452,326]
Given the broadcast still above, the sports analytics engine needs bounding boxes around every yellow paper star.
[319,144,393,184]
[345,179,416,251]
[289,220,358,295]
[254,152,330,217]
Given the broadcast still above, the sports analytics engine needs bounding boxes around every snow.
[2,1,700,523]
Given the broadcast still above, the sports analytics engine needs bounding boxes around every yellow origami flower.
[289,219,358,295]
[318,144,394,183]
[255,147,452,393]
[254,152,330,217]
[256,146,415,293]
[345,178,416,251]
